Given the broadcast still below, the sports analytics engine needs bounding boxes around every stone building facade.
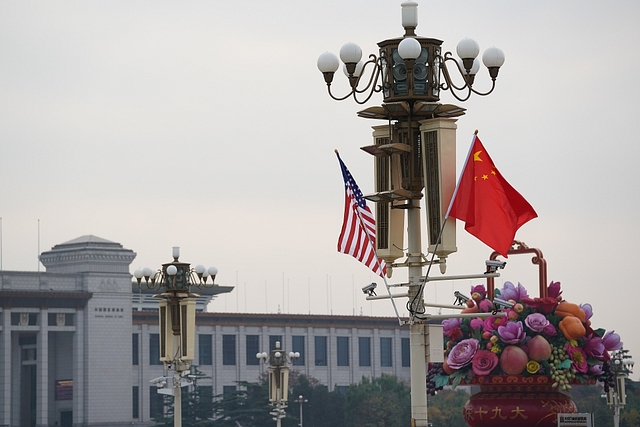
[0,236,411,427]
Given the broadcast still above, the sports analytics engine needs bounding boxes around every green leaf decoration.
[559,359,572,370]
[434,374,450,389]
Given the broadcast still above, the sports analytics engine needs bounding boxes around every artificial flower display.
[432,281,623,392]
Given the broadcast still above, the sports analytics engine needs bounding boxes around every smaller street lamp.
[257,341,300,427]
[294,395,308,427]
[605,348,635,427]
[134,247,218,427]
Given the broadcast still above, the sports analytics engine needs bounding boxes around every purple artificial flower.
[471,284,487,299]
[499,282,529,302]
[447,338,479,369]
[602,331,623,351]
[589,364,604,376]
[548,281,563,299]
[470,318,484,331]
[497,321,526,344]
[580,303,593,321]
[542,323,558,337]
[524,313,550,332]
[442,318,462,337]
[583,334,608,360]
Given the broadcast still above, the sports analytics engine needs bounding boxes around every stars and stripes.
[335,151,386,277]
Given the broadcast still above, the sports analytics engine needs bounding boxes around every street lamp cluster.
[134,247,218,427]
[316,2,504,427]
[317,1,504,105]
[257,341,300,426]
[605,349,635,427]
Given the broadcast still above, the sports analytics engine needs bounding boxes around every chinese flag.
[448,135,537,257]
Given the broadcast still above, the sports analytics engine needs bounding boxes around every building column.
[73,308,85,426]
[37,308,49,427]
[1,308,11,427]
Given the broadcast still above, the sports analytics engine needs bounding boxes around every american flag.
[336,151,386,277]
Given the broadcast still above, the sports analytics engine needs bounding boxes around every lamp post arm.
[326,55,384,104]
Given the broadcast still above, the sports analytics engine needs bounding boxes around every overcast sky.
[1,1,639,379]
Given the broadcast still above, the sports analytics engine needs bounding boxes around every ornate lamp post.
[257,341,300,427]
[294,394,308,427]
[317,2,504,426]
[134,247,218,427]
[606,348,635,427]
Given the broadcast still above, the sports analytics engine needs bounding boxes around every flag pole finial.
[334,149,339,154]
[474,129,479,135]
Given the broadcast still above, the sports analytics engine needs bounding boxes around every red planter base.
[463,381,577,427]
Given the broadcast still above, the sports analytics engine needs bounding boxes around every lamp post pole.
[317,2,504,426]
[294,394,308,427]
[606,349,635,427]
[257,341,300,427]
[134,247,218,427]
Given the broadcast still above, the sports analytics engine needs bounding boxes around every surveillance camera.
[166,363,173,370]
[453,291,470,305]
[362,282,377,296]
[492,297,514,310]
[150,376,168,388]
[485,260,506,273]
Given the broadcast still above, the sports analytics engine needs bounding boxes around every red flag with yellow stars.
[447,135,537,257]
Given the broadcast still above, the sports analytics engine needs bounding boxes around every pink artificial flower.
[470,318,484,331]
[547,281,563,299]
[471,284,487,299]
[478,299,494,313]
[497,321,526,344]
[566,344,589,373]
[483,316,507,333]
[472,350,499,375]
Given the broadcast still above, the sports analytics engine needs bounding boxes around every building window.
[132,334,139,366]
[335,385,349,395]
[199,334,212,365]
[269,335,283,351]
[222,335,236,365]
[359,337,371,367]
[337,337,349,366]
[149,334,161,365]
[292,336,305,366]
[401,337,410,367]
[132,386,139,419]
[315,336,327,366]
[246,335,260,366]
[380,337,392,367]
[149,386,164,418]
[198,386,213,418]
[223,385,237,395]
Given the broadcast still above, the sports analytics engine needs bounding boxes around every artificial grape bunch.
[426,363,445,396]
[549,343,576,391]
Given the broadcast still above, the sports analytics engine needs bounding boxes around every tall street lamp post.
[294,394,308,427]
[317,2,504,426]
[257,341,300,427]
[606,348,635,427]
[134,247,218,427]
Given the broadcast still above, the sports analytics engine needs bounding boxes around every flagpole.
[444,130,478,220]
[351,187,403,323]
